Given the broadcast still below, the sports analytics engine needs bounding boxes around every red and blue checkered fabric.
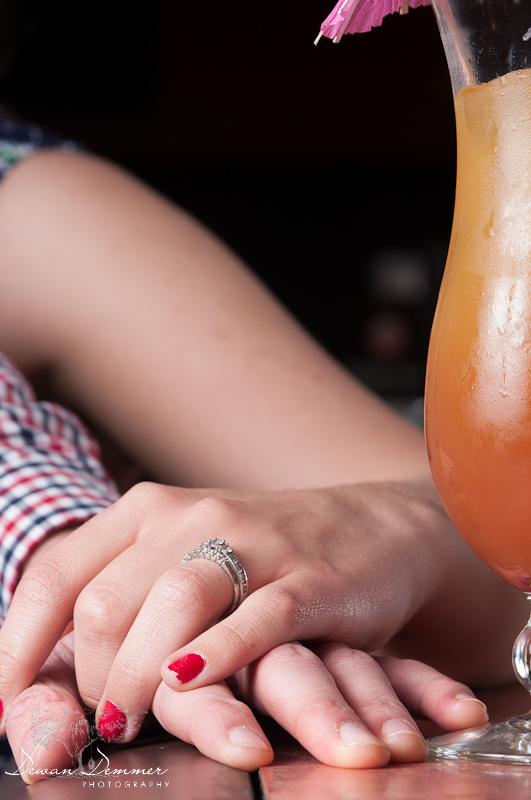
[0,353,119,623]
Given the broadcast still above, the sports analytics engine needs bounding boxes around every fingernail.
[0,697,3,723]
[167,653,206,684]
[339,721,381,747]
[97,700,127,742]
[381,718,424,742]
[454,693,488,716]
[227,725,270,750]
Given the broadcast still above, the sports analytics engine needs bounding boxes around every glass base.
[429,712,531,764]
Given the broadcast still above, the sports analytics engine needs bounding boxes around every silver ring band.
[181,538,249,616]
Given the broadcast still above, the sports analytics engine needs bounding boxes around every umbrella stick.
[333,0,365,43]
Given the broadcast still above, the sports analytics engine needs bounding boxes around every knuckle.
[123,481,161,506]
[259,587,300,632]
[111,658,149,695]
[358,693,405,719]
[264,641,320,670]
[221,622,260,659]
[189,697,247,739]
[307,695,347,717]
[155,568,208,609]
[190,496,240,528]
[74,585,127,635]
[293,695,347,740]
[121,482,177,521]
[420,674,460,703]
[16,559,67,607]
[324,646,374,672]
[199,696,245,720]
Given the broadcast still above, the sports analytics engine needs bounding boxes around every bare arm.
[0,150,427,490]
[0,149,526,687]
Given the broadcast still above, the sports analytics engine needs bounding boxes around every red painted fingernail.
[97,700,127,742]
[0,698,3,723]
[167,653,205,683]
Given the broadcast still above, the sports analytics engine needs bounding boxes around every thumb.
[5,632,89,784]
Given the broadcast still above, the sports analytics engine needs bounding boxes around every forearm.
[0,150,427,491]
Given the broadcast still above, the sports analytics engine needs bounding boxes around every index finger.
[0,497,137,732]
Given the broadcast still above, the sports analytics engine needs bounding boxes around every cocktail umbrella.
[316,0,431,43]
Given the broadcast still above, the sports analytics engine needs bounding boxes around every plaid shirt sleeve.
[0,353,120,623]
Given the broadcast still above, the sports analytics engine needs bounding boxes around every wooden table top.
[1,683,529,799]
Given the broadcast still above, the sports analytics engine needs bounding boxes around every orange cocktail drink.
[425,67,531,592]
[423,0,530,763]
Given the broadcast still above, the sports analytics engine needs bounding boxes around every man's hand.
[5,632,489,781]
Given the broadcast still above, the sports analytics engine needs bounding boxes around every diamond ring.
[181,538,249,616]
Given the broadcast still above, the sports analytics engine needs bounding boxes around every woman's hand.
[0,477,466,740]
[4,633,488,782]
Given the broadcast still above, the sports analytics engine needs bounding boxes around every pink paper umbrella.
[316,0,431,43]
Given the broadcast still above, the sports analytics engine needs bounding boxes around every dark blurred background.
[0,0,457,412]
